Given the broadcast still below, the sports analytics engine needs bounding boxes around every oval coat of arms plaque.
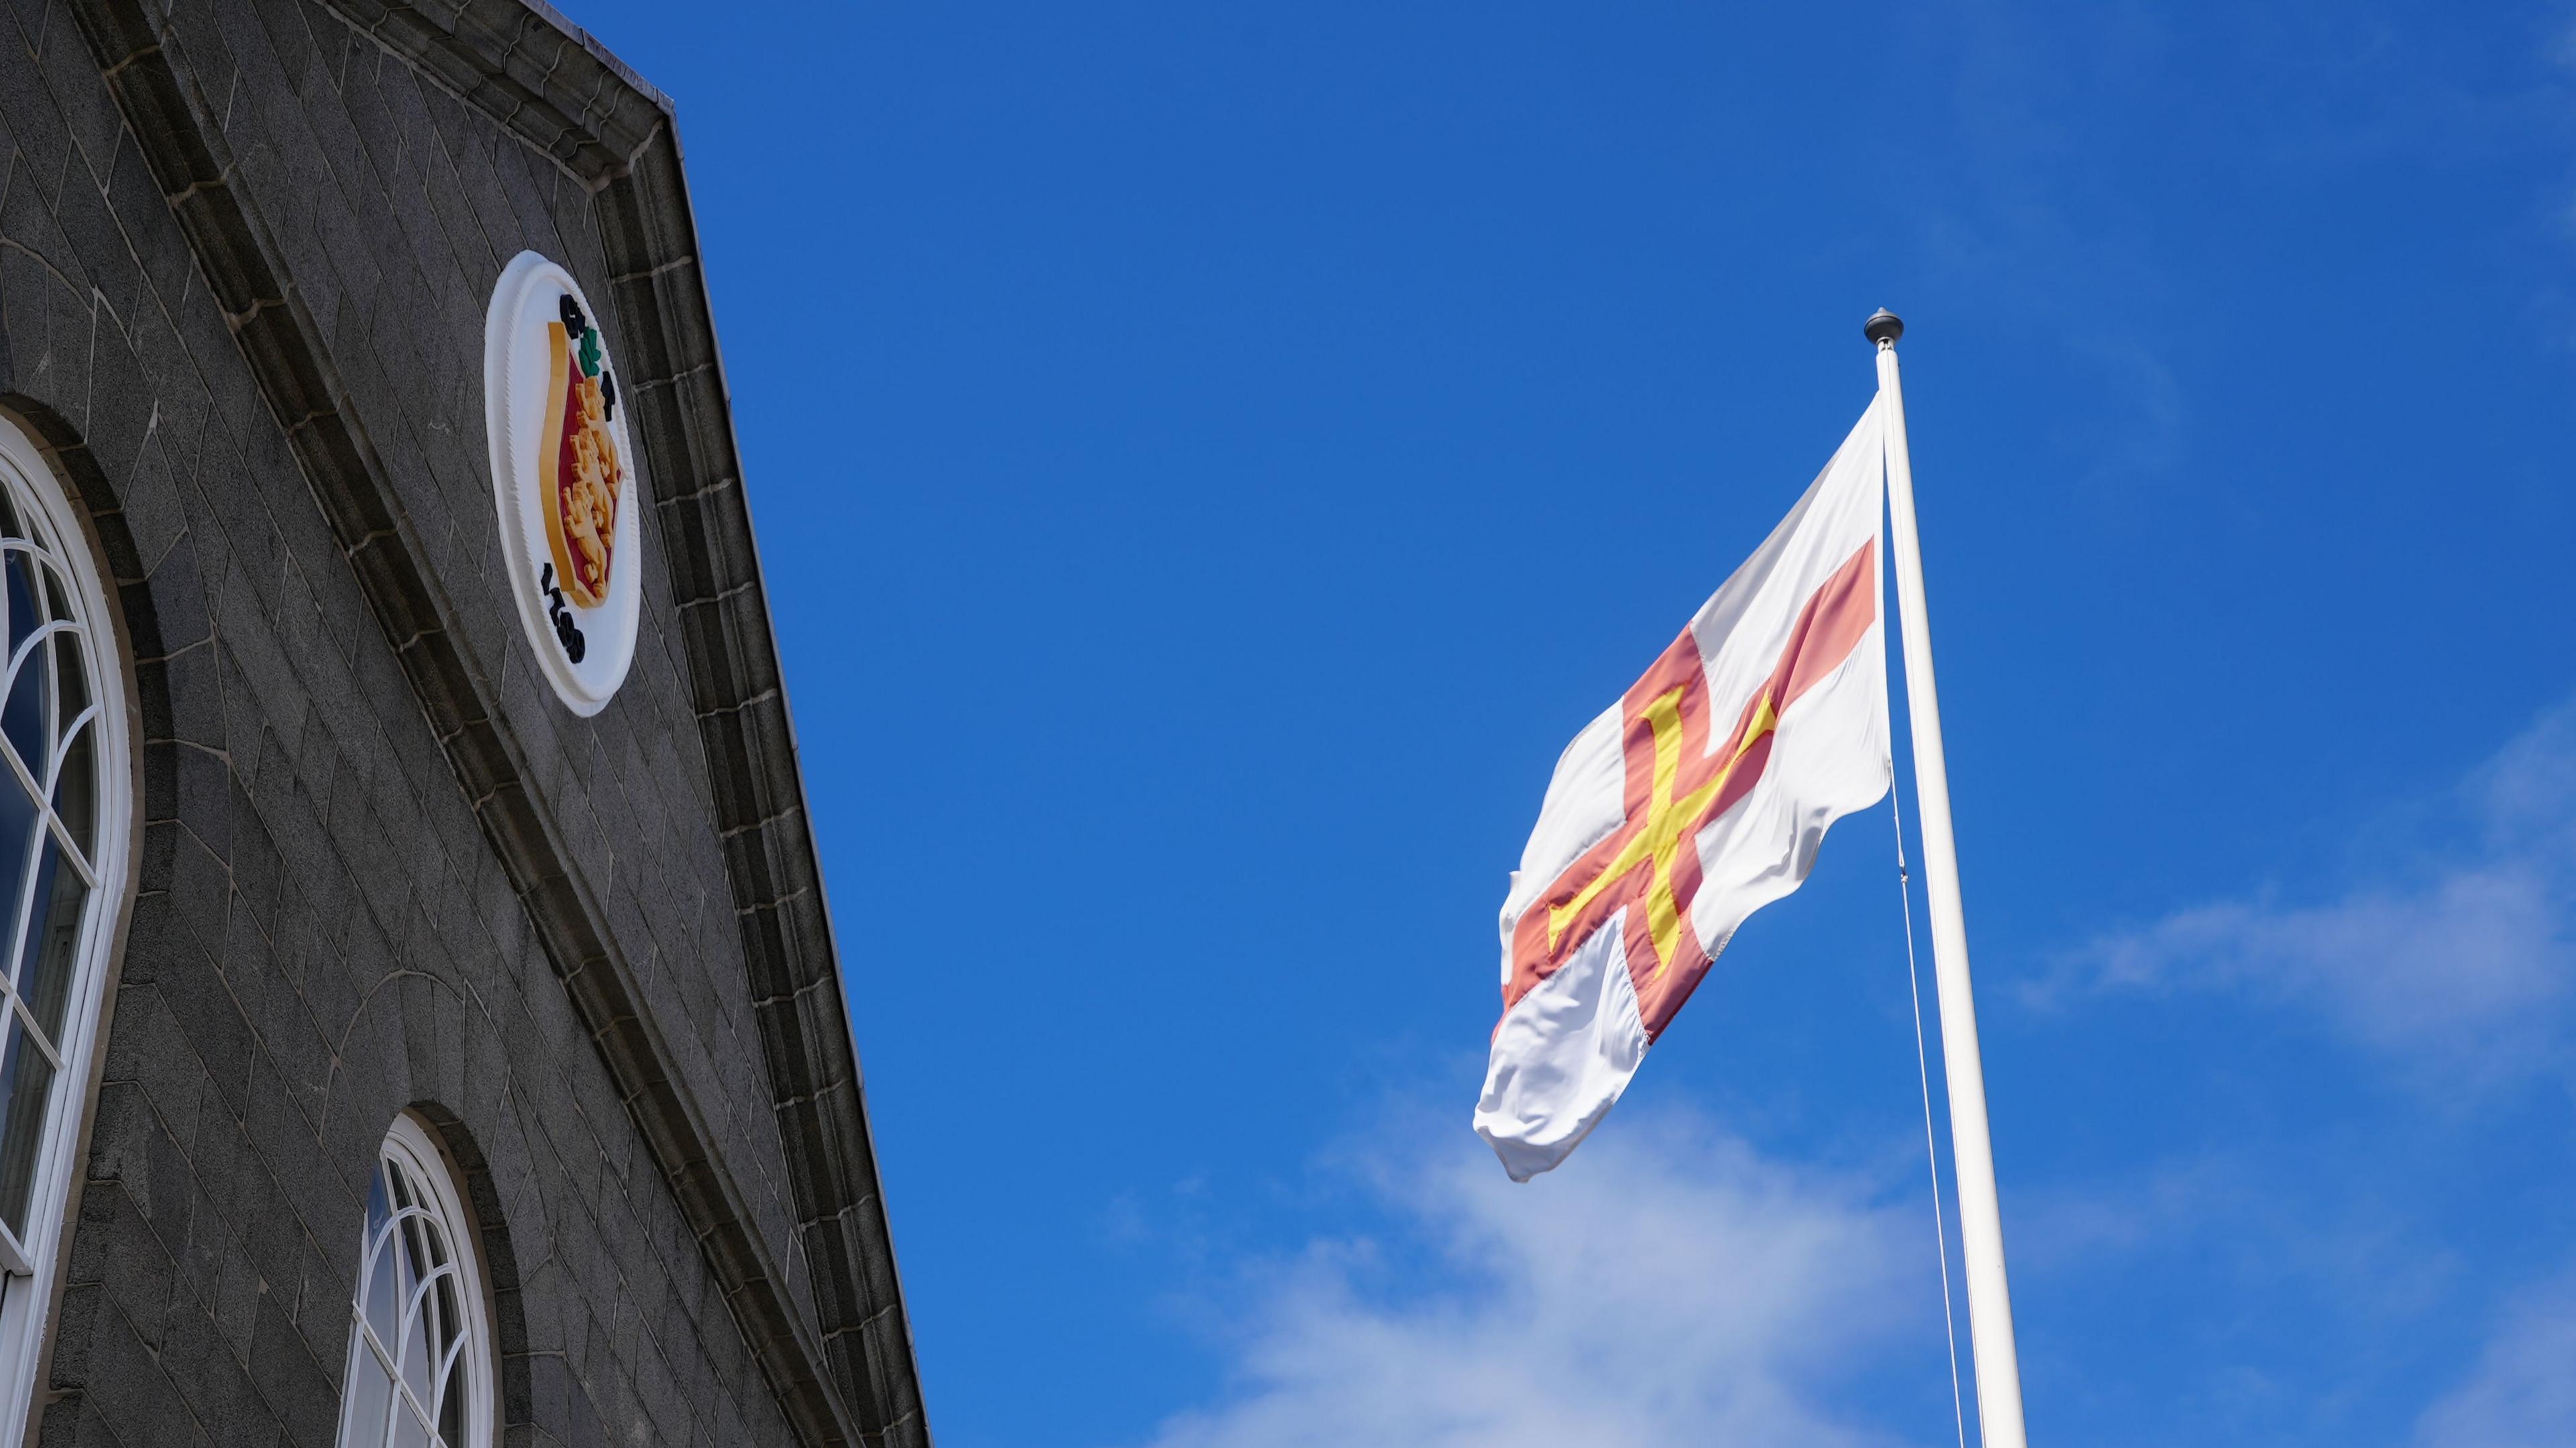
[483,249,642,715]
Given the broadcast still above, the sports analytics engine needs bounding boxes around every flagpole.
[1868,309,2029,1448]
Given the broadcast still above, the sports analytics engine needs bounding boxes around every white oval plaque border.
[482,249,643,717]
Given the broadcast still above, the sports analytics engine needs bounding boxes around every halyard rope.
[1892,779,1970,1448]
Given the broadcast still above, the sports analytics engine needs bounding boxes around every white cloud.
[1135,1111,1940,1448]
[2417,1270,2576,1448]
[2010,1148,2459,1327]
[2036,695,2576,1076]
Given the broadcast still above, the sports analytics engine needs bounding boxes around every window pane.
[400,1217,429,1292]
[14,832,84,1042]
[366,1160,392,1238]
[392,1400,431,1448]
[50,635,83,722]
[400,1268,436,1404]
[0,769,36,945]
[437,1341,465,1447]
[0,554,30,659]
[344,1343,396,1448]
[48,716,89,858]
[365,1227,399,1345]
[0,1015,56,1234]
[0,555,42,777]
[432,1275,461,1367]
[36,586,73,803]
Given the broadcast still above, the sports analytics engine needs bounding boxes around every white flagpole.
[1868,309,2029,1448]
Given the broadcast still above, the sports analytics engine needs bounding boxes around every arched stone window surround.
[0,414,131,1439]
[335,1111,499,1448]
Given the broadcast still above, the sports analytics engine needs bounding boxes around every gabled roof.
[74,1,926,1442]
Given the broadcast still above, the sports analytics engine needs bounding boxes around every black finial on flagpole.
[1864,309,1904,346]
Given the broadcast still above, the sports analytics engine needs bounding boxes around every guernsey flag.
[1475,402,1893,1180]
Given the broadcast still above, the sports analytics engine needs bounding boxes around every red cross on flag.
[1476,402,1893,1180]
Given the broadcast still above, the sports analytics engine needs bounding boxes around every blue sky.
[576,3,2576,1444]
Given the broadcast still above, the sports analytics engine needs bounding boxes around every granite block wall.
[0,1,916,1443]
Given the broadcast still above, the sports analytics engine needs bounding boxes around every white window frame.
[0,416,130,1441]
[335,1113,497,1448]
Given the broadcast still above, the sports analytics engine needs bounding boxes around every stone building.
[0,1,926,1445]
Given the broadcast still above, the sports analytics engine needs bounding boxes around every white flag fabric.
[1475,402,1893,1181]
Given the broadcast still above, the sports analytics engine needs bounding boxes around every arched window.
[337,1115,496,1448]
[0,418,127,1433]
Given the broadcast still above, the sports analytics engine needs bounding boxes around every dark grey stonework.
[0,1,923,1445]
